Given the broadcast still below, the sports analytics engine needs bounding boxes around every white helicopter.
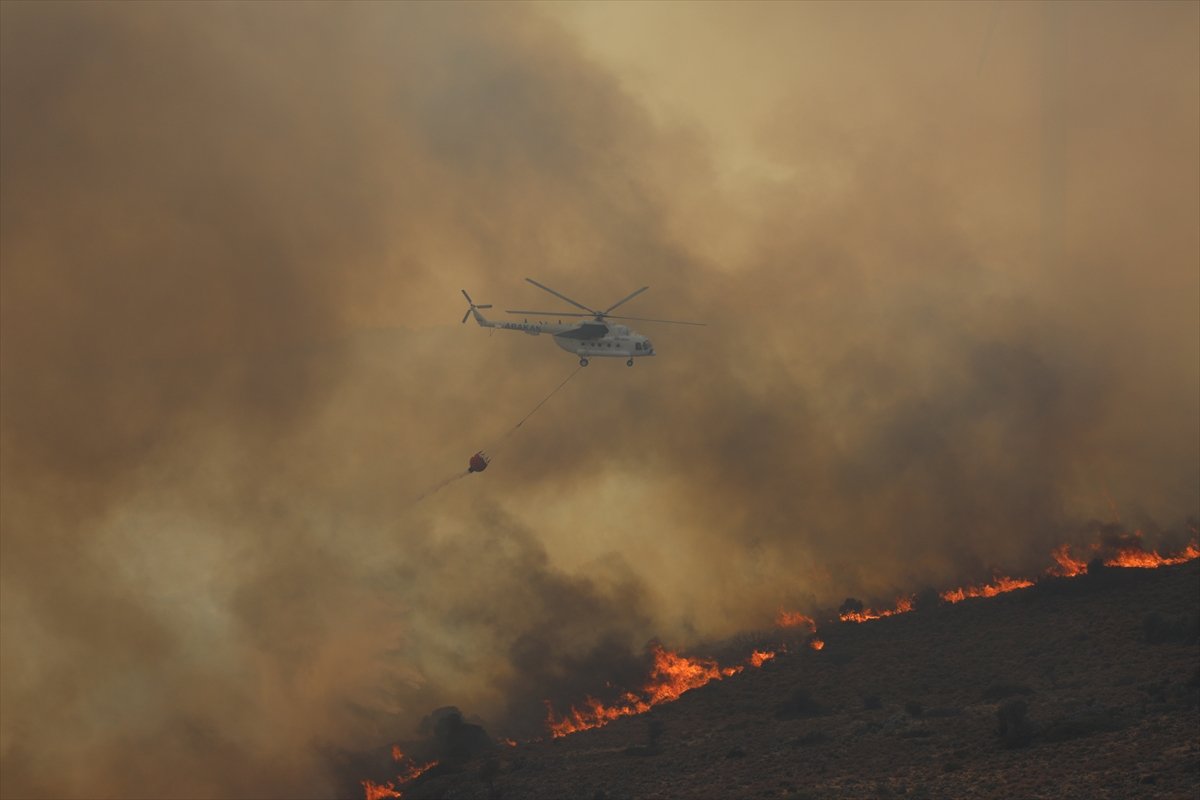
[462,278,705,366]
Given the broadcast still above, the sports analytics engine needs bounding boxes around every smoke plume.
[2,3,1196,798]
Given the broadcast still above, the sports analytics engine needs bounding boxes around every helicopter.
[461,278,705,366]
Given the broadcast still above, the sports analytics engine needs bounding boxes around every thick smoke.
[1,3,1196,799]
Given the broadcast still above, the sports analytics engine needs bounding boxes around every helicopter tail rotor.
[461,289,493,324]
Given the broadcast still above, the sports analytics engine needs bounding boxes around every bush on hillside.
[996,700,1033,748]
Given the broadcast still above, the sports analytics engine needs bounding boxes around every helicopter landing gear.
[626,358,634,367]
[579,357,589,367]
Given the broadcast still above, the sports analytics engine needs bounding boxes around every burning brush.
[543,643,776,738]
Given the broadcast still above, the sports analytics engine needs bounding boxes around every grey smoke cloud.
[2,2,1196,798]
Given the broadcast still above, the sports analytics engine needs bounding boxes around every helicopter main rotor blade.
[461,289,473,304]
[524,278,596,315]
[461,309,472,324]
[505,309,594,318]
[604,314,707,326]
[602,286,649,315]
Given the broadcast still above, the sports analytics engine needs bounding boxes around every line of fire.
[364,530,1198,799]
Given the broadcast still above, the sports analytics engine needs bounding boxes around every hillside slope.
[403,561,1200,800]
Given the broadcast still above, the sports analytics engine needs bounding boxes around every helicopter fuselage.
[461,279,702,366]
[472,310,654,365]
[552,323,654,362]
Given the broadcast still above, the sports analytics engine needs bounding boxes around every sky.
[1,2,1197,798]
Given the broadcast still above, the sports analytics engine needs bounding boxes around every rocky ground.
[400,560,1200,800]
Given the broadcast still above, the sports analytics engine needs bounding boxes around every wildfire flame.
[360,529,1199,796]
[536,533,1198,744]
[776,610,817,632]
[1105,541,1200,568]
[838,596,914,623]
[545,644,757,738]
[840,536,1199,622]
[776,610,827,650]
[1049,543,1088,577]
[1048,535,1199,576]
[750,649,776,667]
[394,758,437,785]
[362,750,439,800]
[939,575,1034,604]
[362,781,402,800]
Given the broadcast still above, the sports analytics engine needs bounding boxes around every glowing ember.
[839,596,914,623]
[545,644,749,737]
[940,576,1034,604]
[362,780,402,800]
[776,610,817,631]
[808,637,825,650]
[749,649,776,667]
[501,738,517,747]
